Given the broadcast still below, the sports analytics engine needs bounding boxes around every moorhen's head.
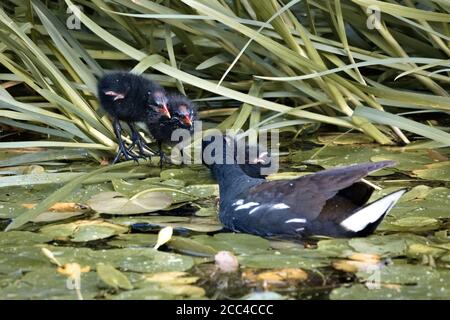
[98,72,136,107]
[202,134,274,178]
[146,88,171,120]
[166,94,196,132]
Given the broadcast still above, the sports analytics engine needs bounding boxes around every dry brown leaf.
[348,253,381,264]
[23,202,89,212]
[243,268,308,284]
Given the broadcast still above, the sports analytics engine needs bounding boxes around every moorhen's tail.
[339,189,407,236]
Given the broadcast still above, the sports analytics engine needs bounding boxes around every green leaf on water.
[39,220,129,242]
[87,191,172,215]
[96,263,133,290]
[413,161,450,181]
[379,216,441,233]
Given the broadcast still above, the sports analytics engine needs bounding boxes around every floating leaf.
[107,234,158,248]
[43,246,194,273]
[380,216,441,232]
[87,191,172,215]
[168,237,217,257]
[317,133,374,145]
[39,220,128,242]
[413,162,450,181]
[160,168,214,185]
[96,263,133,290]
[406,244,447,259]
[371,151,434,171]
[348,234,428,257]
[0,267,98,300]
[194,207,217,217]
[183,184,219,198]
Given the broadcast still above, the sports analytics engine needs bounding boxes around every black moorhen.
[146,93,197,166]
[203,135,406,238]
[238,143,273,178]
[97,72,170,163]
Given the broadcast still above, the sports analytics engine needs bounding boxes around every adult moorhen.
[203,135,406,238]
[97,72,171,163]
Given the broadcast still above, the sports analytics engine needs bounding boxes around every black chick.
[202,135,406,239]
[146,93,196,166]
[97,72,170,163]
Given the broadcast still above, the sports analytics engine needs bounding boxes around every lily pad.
[371,151,434,171]
[32,210,88,223]
[413,161,450,181]
[107,234,158,248]
[316,133,374,145]
[39,220,129,242]
[0,231,53,246]
[379,216,441,233]
[0,267,98,300]
[44,246,195,273]
[388,187,450,219]
[348,234,428,257]
[0,246,51,274]
[406,244,447,259]
[194,207,217,217]
[192,233,270,255]
[183,184,218,198]
[87,191,172,215]
[96,263,133,290]
[111,177,185,197]
[238,251,328,270]
[316,238,355,257]
[292,145,382,168]
[168,237,218,257]
[160,168,215,185]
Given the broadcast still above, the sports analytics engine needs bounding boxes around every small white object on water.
[215,251,239,273]
[154,226,173,250]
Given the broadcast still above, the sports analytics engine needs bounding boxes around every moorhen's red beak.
[104,91,125,101]
[161,105,171,119]
[182,115,192,127]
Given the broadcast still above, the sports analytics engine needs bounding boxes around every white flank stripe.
[232,199,244,206]
[340,189,407,232]
[272,203,290,209]
[285,218,307,224]
[235,202,259,210]
[249,206,262,215]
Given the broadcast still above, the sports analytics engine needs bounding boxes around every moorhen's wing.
[242,161,395,221]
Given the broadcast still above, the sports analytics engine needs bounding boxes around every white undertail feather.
[340,189,407,232]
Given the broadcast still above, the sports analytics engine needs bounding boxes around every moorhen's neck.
[210,162,262,198]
